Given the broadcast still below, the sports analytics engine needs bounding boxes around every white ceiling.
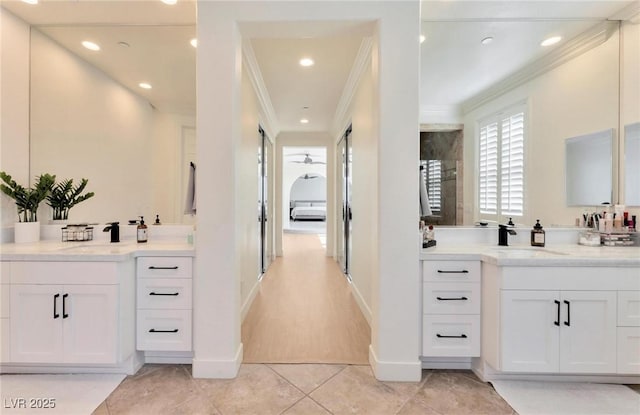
[283,146,327,165]
[2,0,636,131]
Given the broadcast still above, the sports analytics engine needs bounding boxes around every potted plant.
[0,172,55,243]
[46,178,95,222]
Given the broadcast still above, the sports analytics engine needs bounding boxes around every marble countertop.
[0,239,194,262]
[420,243,640,266]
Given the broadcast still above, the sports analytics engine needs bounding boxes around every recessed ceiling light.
[21,0,38,4]
[300,119,309,124]
[117,41,130,48]
[541,36,562,47]
[420,35,426,44]
[299,58,314,67]
[81,41,100,51]
[190,38,198,48]
[139,83,152,90]
[161,0,177,4]
[481,36,494,45]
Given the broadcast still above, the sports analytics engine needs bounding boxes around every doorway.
[336,125,352,277]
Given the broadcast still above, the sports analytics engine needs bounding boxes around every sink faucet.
[103,222,120,243]
[498,224,517,246]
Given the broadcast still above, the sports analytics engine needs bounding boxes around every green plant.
[0,172,56,222]
[46,178,95,220]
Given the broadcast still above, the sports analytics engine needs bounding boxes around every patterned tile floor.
[93,364,518,415]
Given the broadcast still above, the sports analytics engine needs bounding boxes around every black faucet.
[103,222,120,243]
[498,224,517,246]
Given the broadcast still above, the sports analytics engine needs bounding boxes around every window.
[478,104,526,218]
[421,159,442,213]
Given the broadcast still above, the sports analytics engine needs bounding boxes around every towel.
[184,162,196,215]
[419,166,432,217]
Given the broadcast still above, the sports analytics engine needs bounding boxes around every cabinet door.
[559,290,617,373]
[10,285,64,363]
[63,285,118,364]
[501,290,560,372]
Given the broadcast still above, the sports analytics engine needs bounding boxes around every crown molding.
[462,20,618,115]
[331,37,373,138]
[608,1,640,22]
[242,39,280,140]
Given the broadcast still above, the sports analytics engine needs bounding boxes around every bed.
[291,200,327,221]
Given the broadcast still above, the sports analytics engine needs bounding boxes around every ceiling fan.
[287,153,326,165]
[302,174,319,180]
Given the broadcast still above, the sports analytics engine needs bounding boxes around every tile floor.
[92,364,518,415]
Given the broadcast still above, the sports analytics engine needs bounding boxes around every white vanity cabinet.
[483,264,637,376]
[136,257,192,353]
[422,260,481,357]
[6,261,133,366]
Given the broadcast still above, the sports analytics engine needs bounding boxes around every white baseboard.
[368,345,422,382]
[349,281,372,325]
[0,352,143,376]
[192,343,243,379]
[241,277,261,322]
[143,351,194,365]
[421,356,473,370]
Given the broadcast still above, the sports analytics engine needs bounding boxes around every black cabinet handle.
[53,293,60,319]
[564,300,570,326]
[436,296,468,301]
[62,293,69,319]
[554,300,560,326]
[148,266,179,270]
[149,292,179,296]
[149,329,179,333]
[437,270,469,274]
[436,334,468,338]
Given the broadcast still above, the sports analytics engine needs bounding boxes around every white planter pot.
[14,222,41,244]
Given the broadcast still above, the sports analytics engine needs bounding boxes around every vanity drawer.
[422,314,480,357]
[137,257,192,279]
[137,278,192,310]
[423,260,481,283]
[137,309,192,351]
[618,291,640,327]
[423,282,480,315]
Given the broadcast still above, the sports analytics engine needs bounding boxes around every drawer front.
[137,257,192,279]
[617,327,640,374]
[618,291,640,327]
[10,262,118,284]
[423,261,480,283]
[422,314,480,357]
[137,278,192,310]
[423,282,480,315]
[137,309,192,351]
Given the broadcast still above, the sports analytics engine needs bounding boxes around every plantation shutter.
[427,160,442,213]
[479,122,498,214]
[500,112,525,216]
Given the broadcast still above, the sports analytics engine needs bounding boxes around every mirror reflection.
[625,123,640,206]
[565,129,614,206]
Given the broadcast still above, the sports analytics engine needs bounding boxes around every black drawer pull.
[53,293,60,319]
[436,296,468,301]
[554,300,560,326]
[149,329,179,333]
[149,292,179,296]
[148,266,179,270]
[436,334,467,339]
[62,293,69,318]
[564,300,571,326]
[437,270,469,274]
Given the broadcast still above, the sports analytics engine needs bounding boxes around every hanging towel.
[419,166,432,217]
[184,162,197,215]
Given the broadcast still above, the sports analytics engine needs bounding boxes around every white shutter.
[501,112,524,216]
[427,160,442,213]
[479,122,498,214]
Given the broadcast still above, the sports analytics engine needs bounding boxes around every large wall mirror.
[565,129,613,206]
[420,15,637,226]
[28,24,196,224]
[625,122,640,206]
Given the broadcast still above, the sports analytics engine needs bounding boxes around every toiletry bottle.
[531,219,545,247]
[154,214,161,225]
[137,216,148,243]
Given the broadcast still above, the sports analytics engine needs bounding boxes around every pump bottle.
[531,219,545,247]
[137,216,148,243]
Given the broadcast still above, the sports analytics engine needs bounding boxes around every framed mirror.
[565,129,614,206]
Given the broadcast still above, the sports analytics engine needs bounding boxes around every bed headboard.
[291,200,326,208]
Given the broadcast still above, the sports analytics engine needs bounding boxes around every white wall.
[463,29,620,226]
[196,1,420,381]
[30,28,155,224]
[0,9,30,239]
[342,57,376,324]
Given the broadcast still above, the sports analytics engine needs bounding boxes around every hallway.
[242,233,370,364]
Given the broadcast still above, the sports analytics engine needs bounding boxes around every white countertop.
[0,239,194,262]
[420,243,640,266]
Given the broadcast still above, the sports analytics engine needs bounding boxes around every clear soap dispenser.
[531,219,545,247]
[137,216,148,243]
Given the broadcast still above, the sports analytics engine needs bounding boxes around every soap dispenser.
[137,216,148,243]
[531,219,545,247]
